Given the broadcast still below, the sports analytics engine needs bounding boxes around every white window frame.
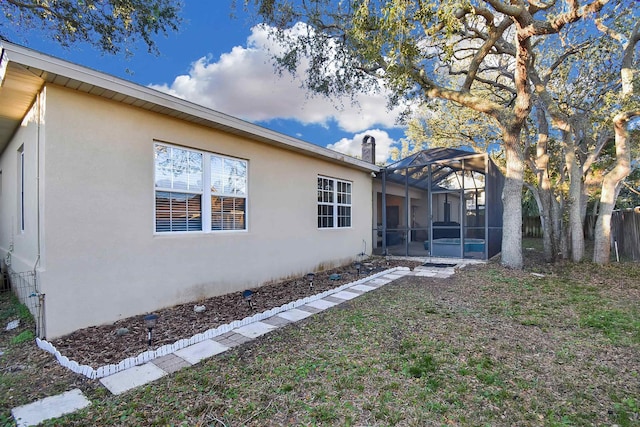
[317,175,352,229]
[154,142,248,234]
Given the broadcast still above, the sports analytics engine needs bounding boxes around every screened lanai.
[372,148,504,260]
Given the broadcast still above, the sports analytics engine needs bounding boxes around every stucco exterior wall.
[0,94,43,275]
[39,85,373,338]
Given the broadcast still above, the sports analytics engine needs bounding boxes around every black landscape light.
[143,314,159,347]
[354,262,362,276]
[306,273,315,290]
[243,290,255,309]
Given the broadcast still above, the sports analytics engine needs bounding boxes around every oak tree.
[1,0,182,55]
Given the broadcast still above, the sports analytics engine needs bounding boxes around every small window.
[317,176,352,228]
[154,144,203,232]
[210,155,247,231]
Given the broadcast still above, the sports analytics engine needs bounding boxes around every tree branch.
[462,17,513,91]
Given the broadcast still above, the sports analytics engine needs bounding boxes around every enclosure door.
[407,198,430,257]
[430,191,462,258]
[463,189,486,259]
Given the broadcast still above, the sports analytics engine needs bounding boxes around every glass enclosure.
[372,148,504,260]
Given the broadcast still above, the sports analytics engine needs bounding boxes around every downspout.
[33,89,45,338]
[33,89,42,274]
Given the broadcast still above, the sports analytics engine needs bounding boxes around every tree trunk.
[593,111,638,263]
[580,180,591,240]
[534,106,555,262]
[563,131,585,262]
[591,198,600,241]
[539,188,554,262]
[501,129,524,269]
[550,195,562,259]
[552,194,569,259]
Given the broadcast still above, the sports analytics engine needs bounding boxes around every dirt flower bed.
[50,258,422,366]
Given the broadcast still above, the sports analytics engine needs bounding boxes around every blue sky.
[3,2,405,163]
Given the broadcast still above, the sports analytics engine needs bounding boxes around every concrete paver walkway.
[11,389,91,427]
[12,261,466,425]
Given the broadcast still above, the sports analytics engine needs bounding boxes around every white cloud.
[149,23,404,134]
[327,129,398,164]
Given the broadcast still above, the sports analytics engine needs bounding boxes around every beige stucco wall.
[37,85,373,338]
[0,94,43,275]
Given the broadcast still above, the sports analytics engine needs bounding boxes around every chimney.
[362,135,376,164]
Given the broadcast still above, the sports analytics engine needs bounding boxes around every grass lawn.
[2,242,639,426]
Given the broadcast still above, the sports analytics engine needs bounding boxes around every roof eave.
[0,42,379,173]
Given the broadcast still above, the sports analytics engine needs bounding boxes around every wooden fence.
[611,208,640,261]
[522,208,640,261]
[522,216,543,238]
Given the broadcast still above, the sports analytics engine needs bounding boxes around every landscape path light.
[243,290,255,310]
[354,262,362,276]
[306,273,315,290]
[143,314,159,347]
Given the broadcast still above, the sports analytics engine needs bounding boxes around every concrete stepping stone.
[100,362,166,395]
[12,388,90,427]
[367,278,392,287]
[306,299,338,310]
[297,305,322,314]
[233,321,277,338]
[214,332,253,348]
[383,273,407,280]
[415,269,454,278]
[331,290,360,300]
[262,315,291,327]
[174,339,228,365]
[323,295,346,304]
[152,354,192,374]
[277,308,313,322]
[349,284,376,292]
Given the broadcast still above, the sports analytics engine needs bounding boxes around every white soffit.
[0,42,379,172]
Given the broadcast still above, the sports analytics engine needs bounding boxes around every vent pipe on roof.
[362,135,376,164]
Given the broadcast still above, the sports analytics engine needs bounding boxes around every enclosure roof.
[0,42,378,172]
[384,148,491,191]
[386,147,486,171]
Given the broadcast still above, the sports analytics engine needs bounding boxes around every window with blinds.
[154,143,248,233]
[210,155,247,231]
[317,176,352,229]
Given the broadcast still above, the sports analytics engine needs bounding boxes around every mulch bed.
[50,258,422,367]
